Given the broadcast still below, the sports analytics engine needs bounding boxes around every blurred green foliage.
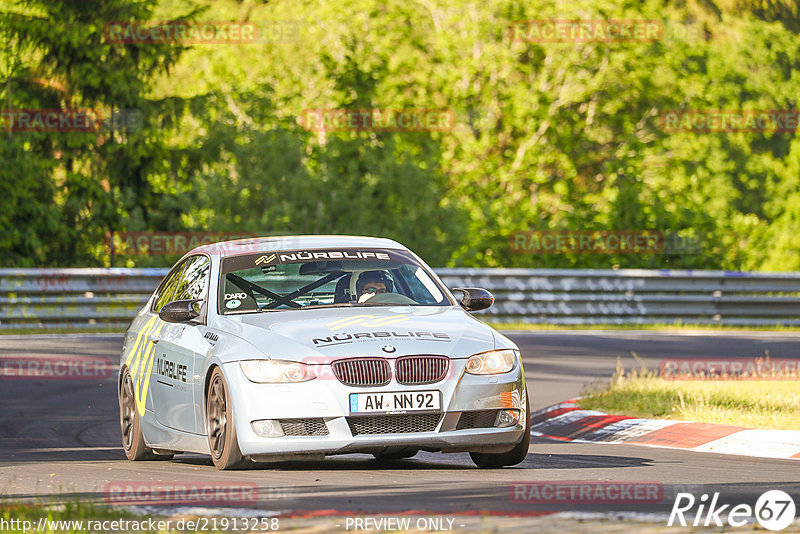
[1,0,799,269]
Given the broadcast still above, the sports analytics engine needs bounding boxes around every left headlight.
[465,349,518,375]
[239,360,316,383]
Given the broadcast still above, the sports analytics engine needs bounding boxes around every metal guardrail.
[436,268,800,326]
[0,269,166,330]
[2,268,800,330]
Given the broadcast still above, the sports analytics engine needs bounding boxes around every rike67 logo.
[669,490,796,531]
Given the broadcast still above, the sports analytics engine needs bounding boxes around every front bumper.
[222,358,527,458]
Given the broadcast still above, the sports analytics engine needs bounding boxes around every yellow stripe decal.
[325,314,410,331]
[135,322,165,416]
[326,316,379,330]
[130,319,156,381]
[326,315,375,329]
[125,316,157,367]
[363,316,410,327]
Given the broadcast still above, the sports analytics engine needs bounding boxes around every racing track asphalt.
[0,331,798,517]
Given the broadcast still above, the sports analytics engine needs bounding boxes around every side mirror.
[159,299,202,323]
[451,288,494,312]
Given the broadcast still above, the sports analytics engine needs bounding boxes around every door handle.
[148,334,160,344]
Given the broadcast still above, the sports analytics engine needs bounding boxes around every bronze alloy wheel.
[120,371,136,452]
[205,367,248,469]
[119,368,171,461]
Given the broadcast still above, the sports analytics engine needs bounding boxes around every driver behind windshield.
[356,270,394,303]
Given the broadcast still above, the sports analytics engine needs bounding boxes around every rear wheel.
[469,395,531,469]
[206,367,249,470]
[120,368,171,461]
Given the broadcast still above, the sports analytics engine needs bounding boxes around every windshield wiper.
[300,302,356,309]
[351,301,405,307]
[301,301,410,309]
[254,303,347,311]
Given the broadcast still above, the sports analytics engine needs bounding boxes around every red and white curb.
[531,400,800,460]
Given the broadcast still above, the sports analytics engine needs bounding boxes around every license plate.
[349,390,441,415]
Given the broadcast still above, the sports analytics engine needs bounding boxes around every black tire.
[372,449,419,461]
[120,368,172,461]
[206,367,249,470]
[469,395,531,469]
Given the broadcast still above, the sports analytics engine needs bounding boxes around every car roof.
[190,235,407,258]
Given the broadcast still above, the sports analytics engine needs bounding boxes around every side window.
[174,255,211,302]
[152,261,187,313]
[408,266,445,304]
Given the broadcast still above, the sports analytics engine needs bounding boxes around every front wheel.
[469,395,531,469]
[120,368,171,461]
[206,367,248,470]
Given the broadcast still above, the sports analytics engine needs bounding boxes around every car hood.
[210,306,497,363]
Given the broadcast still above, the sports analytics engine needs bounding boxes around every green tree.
[0,0,198,265]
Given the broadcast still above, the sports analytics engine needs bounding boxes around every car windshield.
[218,248,452,313]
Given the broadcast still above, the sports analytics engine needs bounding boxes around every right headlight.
[465,349,518,375]
[239,360,316,383]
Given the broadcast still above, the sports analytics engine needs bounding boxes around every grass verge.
[490,322,800,332]
[0,501,252,533]
[0,328,123,336]
[0,502,151,534]
[578,357,800,431]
